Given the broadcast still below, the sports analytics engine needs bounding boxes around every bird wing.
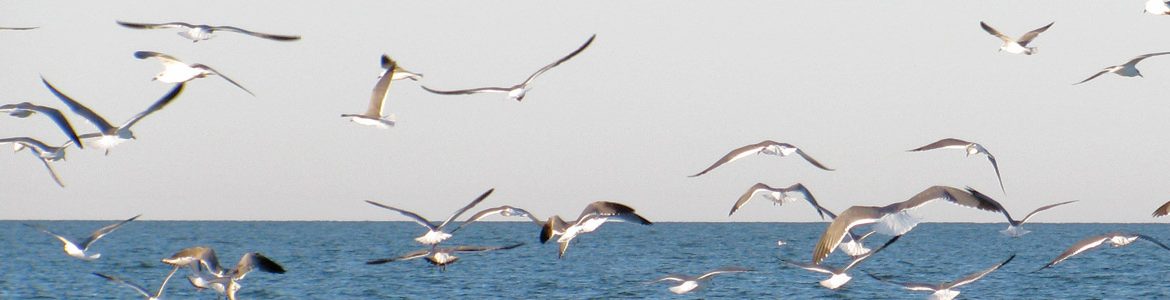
[436,188,495,230]
[133,51,187,69]
[812,206,884,264]
[863,271,939,292]
[365,56,395,116]
[41,77,116,133]
[963,187,1014,224]
[782,260,835,275]
[155,266,180,298]
[689,141,769,177]
[1137,234,1170,251]
[80,214,141,250]
[1038,234,1110,271]
[1016,22,1054,46]
[450,242,525,253]
[37,156,65,188]
[0,137,54,153]
[232,252,286,280]
[191,64,255,96]
[695,267,751,281]
[1018,200,1078,224]
[979,22,1012,43]
[452,205,534,233]
[985,153,1006,194]
[0,102,83,149]
[578,201,652,225]
[119,83,186,131]
[841,235,902,271]
[1154,200,1170,217]
[1125,52,1170,66]
[908,138,971,152]
[364,200,437,230]
[366,249,430,265]
[1073,69,1111,85]
[93,273,153,298]
[729,183,775,216]
[24,223,78,249]
[947,254,1015,289]
[521,34,596,86]
[116,21,194,29]
[894,186,1002,214]
[0,26,37,30]
[211,25,301,41]
[649,275,689,283]
[420,85,512,95]
[794,148,834,171]
[787,183,831,219]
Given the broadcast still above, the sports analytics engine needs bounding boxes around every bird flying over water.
[729,182,830,219]
[1037,232,1170,271]
[691,140,833,177]
[965,188,1078,237]
[649,267,752,294]
[868,255,1015,300]
[25,214,140,260]
[42,78,186,155]
[421,34,595,102]
[909,138,1005,194]
[540,201,652,258]
[786,235,901,290]
[366,243,524,271]
[116,20,300,42]
[93,269,180,300]
[342,55,409,128]
[979,21,1053,55]
[365,188,494,246]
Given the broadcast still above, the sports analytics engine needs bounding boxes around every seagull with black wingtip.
[422,34,595,102]
[116,20,300,42]
[365,188,494,246]
[690,140,833,177]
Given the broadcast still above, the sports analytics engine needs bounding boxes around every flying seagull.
[868,255,1015,300]
[451,205,542,233]
[966,188,1078,237]
[366,243,524,271]
[909,138,1005,194]
[728,182,831,219]
[421,34,595,102]
[0,102,82,148]
[134,51,253,96]
[1146,0,1170,15]
[785,235,901,290]
[979,21,1053,55]
[690,140,833,177]
[115,21,300,42]
[540,201,652,258]
[93,268,180,300]
[0,137,69,187]
[648,267,752,294]
[365,188,494,245]
[1037,232,1170,271]
[342,55,407,128]
[41,78,185,155]
[25,214,141,260]
[811,186,1002,264]
[1075,52,1170,85]
[162,247,285,299]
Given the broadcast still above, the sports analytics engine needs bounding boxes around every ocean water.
[2,221,1170,299]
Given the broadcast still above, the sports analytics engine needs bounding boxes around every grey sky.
[3,1,1168,222]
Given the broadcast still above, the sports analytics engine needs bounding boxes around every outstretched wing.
[191,64,255,96]
[79,214,141,250]
[948,254,1015,289]
[979,22,1012,43]
[689,141,769,177]
[436,188,495,230]
[366,249,430,265]
[908,138,971,152]
[420,85,512,95]
[116,21,195,30]
[364,200,437,230]
[120,83,186,131]
[93,273,152,298]
[1017,22,1053,46]
[211,25,301,41]
[1018,200,1078,224]
[0,102,83,149]
[521,34,596,86]
[41,77,116,133]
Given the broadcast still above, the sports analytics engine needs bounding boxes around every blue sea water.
[2,221,1170,299]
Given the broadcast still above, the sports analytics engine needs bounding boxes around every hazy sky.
[3,1,1170,222]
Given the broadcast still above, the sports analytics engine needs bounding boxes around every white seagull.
[451,205,542,233]
[116,21,300,42]
[364,188,494,246]
[134,51,253,96]
[540,201,652,258]
[648,267,751,294]
[966,188,1078,237]
[811,186,1002,264]
[1146,0,1170,15]
[690,140,833,177]
[1037,232,1170,271]
[162,247,285,300]
[366,243,524,271]
[341,55,406,128]
[728,182,830,218]
[979,21,1053,55]
[42,78,185,155]
[1075,52,1170,85]
[25,214,141,260]
[0,102,83,148]
[421,34,595,102]
[93,268,180,300]
[868,255,1015,300]
[785,235,901,290]
[0,137,70,187]
[909,138,1005,194]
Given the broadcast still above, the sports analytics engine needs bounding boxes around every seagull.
[421,34,595,102]
[115,21,300,42]
[1146,0,1170,15]
[366,243,524,271]
[540,201,652,258]
[24,214,141,260]
[41,78,185,155]
[728,183,830,219]
[365,188,494,246]
[690,140,833,177]
[979,21,1053,55]
[965,188,1078,237]
[451,205,542,233]
[341,55,405,128]
[648,267,752,294]
[93,268,179,300]
[134,51,253,96]
[162,247,285,300]
[1075,52,1170,85]
[1037,232,1170,271]
[908,138,1005,194]
[867,254,1015,300]
[784,235,901,290]
[811,186,1002,264]
[0,137,69,187]
[0,102,82,148]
